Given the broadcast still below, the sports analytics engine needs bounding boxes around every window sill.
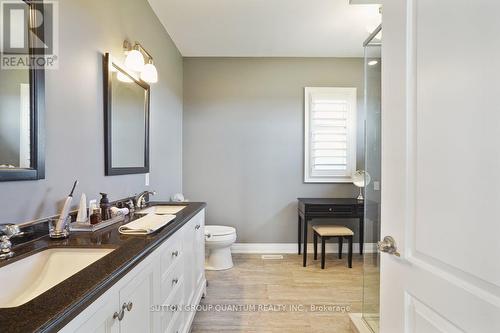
[304,178,354,184]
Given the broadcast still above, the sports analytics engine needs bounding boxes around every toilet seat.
[205,225,236,240]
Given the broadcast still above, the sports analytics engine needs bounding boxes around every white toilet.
[205,225,237,270]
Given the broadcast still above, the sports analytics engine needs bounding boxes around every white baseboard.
[349,313,374,333]
[231,242,377,254]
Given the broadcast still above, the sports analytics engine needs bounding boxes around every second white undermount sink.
[0,247,114,308]
[138,205,187,215]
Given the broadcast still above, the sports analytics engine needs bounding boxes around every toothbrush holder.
[48,216,70,239]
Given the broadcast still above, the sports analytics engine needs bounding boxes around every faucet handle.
[0,224,23,239]
[0,235,14,259]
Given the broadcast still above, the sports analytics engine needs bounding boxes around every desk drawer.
[307,205,354,214]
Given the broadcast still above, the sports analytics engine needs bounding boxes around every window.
[304,87,357,183]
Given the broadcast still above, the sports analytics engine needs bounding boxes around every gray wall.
[183,57,371,243]
[0,0,183,223]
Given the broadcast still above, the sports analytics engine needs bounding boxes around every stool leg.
[348,236,353,268]
[313,232,318,260]
[321,237,326,269]
[338,236,343,259]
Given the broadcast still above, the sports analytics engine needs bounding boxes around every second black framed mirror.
[103,53,150,176]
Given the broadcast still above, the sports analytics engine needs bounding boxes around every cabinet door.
[71,292,119,333]
[182,218,195,306]
[119,262,155,333]
[192,212,205,289]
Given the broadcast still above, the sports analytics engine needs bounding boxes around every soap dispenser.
[99,193,111,221]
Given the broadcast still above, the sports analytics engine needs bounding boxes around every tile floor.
[191,253,368,333]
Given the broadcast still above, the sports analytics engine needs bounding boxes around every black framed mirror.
[103,53,150,176]
[0,0,45,181]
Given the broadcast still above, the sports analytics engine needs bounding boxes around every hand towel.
[119,213,175,235]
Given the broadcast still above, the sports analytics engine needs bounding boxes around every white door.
[381,0,500,332]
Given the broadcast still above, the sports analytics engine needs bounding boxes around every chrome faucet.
[134,191,156,210]
[0,224,24,259]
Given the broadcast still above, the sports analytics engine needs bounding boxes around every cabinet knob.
[195,224,201,230]
[172,278,179,285]
[172,250,179,257]
[113,302,133,321]
[113,309,124,321]
[328,208,333,212]
[126,301,133,312]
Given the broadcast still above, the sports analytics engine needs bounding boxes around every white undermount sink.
[0,248,114,308]
[138,205,187,215]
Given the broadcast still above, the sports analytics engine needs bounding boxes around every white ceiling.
[147,0,381,57]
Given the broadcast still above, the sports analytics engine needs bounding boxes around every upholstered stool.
[312,225,354,269]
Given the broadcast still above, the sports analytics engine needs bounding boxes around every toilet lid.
[205,225,236,236]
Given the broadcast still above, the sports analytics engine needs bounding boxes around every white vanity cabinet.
[61,209,206,333]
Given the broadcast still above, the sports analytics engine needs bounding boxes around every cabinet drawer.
[307,205,354,214]
[161,281,184,333]
[161,259,184,304]
[160,236,183,279]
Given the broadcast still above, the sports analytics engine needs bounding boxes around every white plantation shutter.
[304,87,357,183]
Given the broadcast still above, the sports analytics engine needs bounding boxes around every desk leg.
[298,214,302,255]
[303,218,308,267]
[359,216,364,255]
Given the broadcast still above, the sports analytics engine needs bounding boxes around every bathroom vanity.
[0,202,206,333]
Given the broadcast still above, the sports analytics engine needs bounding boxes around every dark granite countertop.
[0,201,206,333]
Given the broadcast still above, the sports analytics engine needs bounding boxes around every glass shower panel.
[362,41,381,333]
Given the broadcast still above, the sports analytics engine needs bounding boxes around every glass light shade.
[124,49,145,72]
[140,63,158,83]
[116,71,133,83]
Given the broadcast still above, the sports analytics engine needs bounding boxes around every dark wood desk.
[298,198,364,267]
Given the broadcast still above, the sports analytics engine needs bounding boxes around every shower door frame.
[361,24,382,333]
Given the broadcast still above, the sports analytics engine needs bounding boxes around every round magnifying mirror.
[352,170,371,200]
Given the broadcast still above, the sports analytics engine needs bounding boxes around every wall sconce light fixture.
[123,40,158,83]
